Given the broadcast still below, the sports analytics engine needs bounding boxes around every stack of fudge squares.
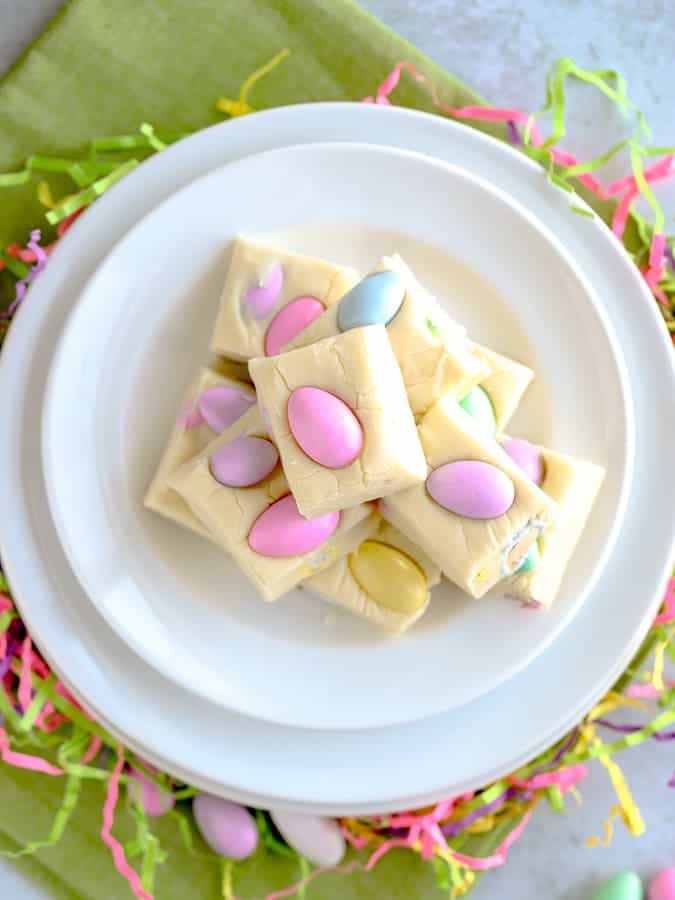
[145,238,606,634]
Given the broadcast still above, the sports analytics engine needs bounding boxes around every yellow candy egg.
[348,540,428,613]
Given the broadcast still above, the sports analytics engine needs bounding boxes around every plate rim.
[41,138,633,730]
[0,102,673,811]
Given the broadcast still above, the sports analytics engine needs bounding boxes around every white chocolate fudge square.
[380,396,558,599]
[304,518,441,633]
[466,344,534,434]
[503,442,605,608]
[210,238,358,361]
[286,255,486,417]
[249,325,427,518]
[144,367,255,537]
[169,407,375,601]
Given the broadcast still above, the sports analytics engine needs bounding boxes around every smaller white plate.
[42,142,631,730]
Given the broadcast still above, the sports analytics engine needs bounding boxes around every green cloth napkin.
[0,1,523,896]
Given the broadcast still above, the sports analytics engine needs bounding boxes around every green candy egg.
[591,872,643,900]
[516,542,539,574]
[459,385,496,436]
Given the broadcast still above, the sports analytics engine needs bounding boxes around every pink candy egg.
[426,460,515,519]
[501,437,545,485]
[198,386,255,433]
[128,767,175,817]
[193,794,258,860]
[245,262,283,320]
[248,494,340,557]
[287,386,363,469]
[210,436,278,487]
[264,296,325,356]
[650,868,675,900]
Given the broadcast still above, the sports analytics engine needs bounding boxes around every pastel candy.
[516,541,539,574]
[198,386,255,433]
[502,437,545,485]
[264,296,325,356]
[348,540,428,613]
[591,872,643,900]
[426,460,515,519]
[193,794,258,860]
[337,271,405,332]
[128,768,175,817]
[248,494,340,557]
[459,385,496,435]
[210,436,278,487]
[650,868,675,900]
[245,261,283,320]
[287,386,363,469]
[269,811,345,867]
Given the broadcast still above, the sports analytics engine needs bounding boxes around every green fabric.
[0,0,514,896]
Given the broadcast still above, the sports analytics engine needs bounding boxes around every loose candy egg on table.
[337,270,406,331]
[348,540,428,613]
[193,794,258,860]
[248,494,340,557]
[198,386,256,433]
[287,386,363,469]
[591,872,644,900]
[269,810,345,867]
[650,868,675,900]
[264,296,325,356]
[210,436,279,488]
[501,437,545,486]
[426,460,515,520]
[459,385,496,436]
[128,767,175,817]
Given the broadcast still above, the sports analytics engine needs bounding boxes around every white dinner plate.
[42,142,630,730]
[0,104,673,812]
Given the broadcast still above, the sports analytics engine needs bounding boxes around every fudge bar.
[249,325,427,518]
[169,407,376,601]
[380,396,558,598]
[210,238,358,360]
[461,344,534,435]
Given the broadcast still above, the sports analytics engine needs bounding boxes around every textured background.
[0,1,674,898]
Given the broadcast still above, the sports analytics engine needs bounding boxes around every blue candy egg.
[516,542,539,574]
[337,271,405,332]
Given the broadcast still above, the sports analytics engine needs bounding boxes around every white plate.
[42,142,630,730]
[1,104,673,811]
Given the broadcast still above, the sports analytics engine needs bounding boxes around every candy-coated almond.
[337,271,405,332]
[269,811,345,867]
[264,296,324,356]
[348,540,428,613]
[287,386,363,469]
[248,495,340,557]
[426,460,515,519]
[591,872,643,900]
[198,386,255,433]
[210,436,278,487]
[501,437,545,485]
[193,795,258,860]
[459,385,496,435]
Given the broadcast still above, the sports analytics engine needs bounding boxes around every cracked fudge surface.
[286,254,486,417]
[380,395,558,599]
[468,344,534,434]
[144,367,255,537]
[249,325,427,518]
[210,237,359,361]
[168,407,375,601]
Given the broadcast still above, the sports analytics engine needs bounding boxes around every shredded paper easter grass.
[1,52,674,900]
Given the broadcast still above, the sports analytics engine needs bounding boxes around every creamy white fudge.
[144,367,256,537]
[286,255,486,417]
[304,519,441,633]
[249,325,427,518]
[380,396,558,599]
[210,238,358,361]
[468,344,534,433]
[504,443,605,608]
[169,407,375,601]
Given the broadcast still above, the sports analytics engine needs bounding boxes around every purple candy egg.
[198,386,255,434]
[210,436,278,487]
[193,794,258,860]
[426,460,515,519]
[501,437,545,485]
